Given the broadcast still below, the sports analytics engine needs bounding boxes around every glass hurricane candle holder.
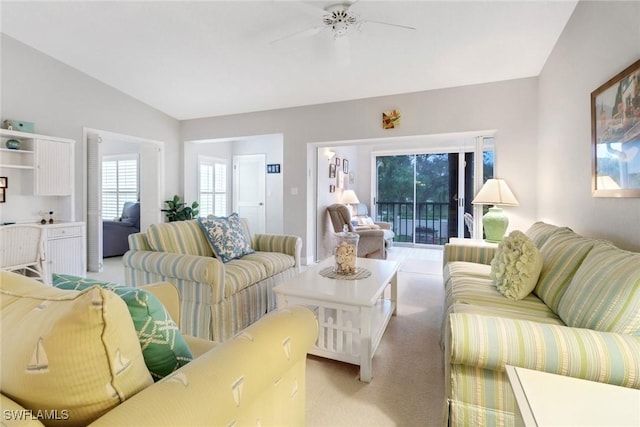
[333,228,359,275]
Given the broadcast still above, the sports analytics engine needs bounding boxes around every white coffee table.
[273,257,399,382]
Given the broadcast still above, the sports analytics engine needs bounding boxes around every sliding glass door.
[374,137,494,245]
[375,153,460,244]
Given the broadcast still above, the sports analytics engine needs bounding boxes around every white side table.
[506,365,640,426]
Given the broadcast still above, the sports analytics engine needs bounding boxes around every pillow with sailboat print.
[0,270,153,426]
[52,274,193,381]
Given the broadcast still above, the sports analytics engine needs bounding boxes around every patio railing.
[375,201,451,245]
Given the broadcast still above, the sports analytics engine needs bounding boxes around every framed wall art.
[329,163,337,178]
[382,109,401,129]
[591,59,640,197]
[0,177,7,188]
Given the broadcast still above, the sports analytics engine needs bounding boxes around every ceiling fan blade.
[285,1,328,18]
[270,25,324,45]
[360,20,416,31]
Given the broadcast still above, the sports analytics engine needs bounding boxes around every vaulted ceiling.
[1,1,577,120]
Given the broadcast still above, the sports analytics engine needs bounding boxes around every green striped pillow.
[533,231,597,312]
[525,221,573,248]
[557,243,640,336]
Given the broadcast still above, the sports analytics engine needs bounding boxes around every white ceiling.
[1,1,577,121]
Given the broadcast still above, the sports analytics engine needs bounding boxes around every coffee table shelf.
[274,257,399,382]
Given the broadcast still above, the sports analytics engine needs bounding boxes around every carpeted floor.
[306,247,445,426]
[92,248,447,426]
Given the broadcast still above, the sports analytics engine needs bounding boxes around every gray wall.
[537,1,640,250]
[1,35,181,223]
[182,77,540,261]
[2,0,638,259]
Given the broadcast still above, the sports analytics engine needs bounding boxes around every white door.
[233,154,266,234]
[86,133,103,272]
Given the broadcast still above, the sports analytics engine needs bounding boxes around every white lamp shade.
[341,190,360,205]
[472,179,519,206]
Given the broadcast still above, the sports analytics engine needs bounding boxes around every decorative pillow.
[1,271,152,425]
[556,242,640,335]
[197,213,255,262]
[52,275,193,381]
[490,230,543,300]
[534,231,597,312]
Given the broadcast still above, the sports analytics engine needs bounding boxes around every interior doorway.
[233,154,266,234]
[309,132,496,262]
[84,128,164,272]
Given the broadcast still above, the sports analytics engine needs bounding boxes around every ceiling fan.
[271,1,416,65]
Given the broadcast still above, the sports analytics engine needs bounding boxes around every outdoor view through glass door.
[374,138,494,245]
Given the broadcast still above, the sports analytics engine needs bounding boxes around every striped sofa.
[442,222,640,426]
[123,219,302,342]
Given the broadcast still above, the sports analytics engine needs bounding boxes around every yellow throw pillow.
[491,230,543,300]
[0,271,153,426]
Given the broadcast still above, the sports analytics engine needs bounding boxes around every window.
[102,155,138,220]
[198,156,227,217]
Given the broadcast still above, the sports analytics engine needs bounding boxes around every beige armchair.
[353,203,395,248]
[326,203,386,259]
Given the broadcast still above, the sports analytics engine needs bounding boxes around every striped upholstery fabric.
[124,221,302,342]
[252,234,301,259]
[449,313,640,388]
[442,268,564,350]
[533,231,598,312]
[557,242,640,336]
[241,251,295,276]
[443,243,497,267]
[128,232,152,251]
[449,366,517,426]
[123,251,225,302]
[447,312,640,426]
[442,224,640,426]
[444,262,560,324]
[524,221,572,248]
[223,259,268,297]
[146,220,214,257]
[444,261,492,282]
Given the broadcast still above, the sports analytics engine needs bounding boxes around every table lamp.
[341,189,360,216]
[472,179,519,242]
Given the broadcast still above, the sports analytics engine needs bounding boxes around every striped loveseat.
[442,222,640,426]
[123,219,302,342]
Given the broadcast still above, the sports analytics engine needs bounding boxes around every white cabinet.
[34,138,73,196]
[43,222,86,283]
[0,129,75,224]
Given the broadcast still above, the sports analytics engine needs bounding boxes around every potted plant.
[161,195,199,222]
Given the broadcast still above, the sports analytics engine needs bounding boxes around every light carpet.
[306,252,445,426]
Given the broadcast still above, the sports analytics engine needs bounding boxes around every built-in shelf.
[0,148,35,154]
[0,164,35,170]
